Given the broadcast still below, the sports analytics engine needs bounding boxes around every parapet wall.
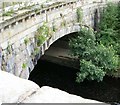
[0,1,108,79]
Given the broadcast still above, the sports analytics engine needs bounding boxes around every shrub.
[69,3,120,82]
[89,44,118,73]
[69,28,119,82]
[96,28,119,54]
[98,3,120,55]
[76,59,105,82]
[69,27,96,58]
[99,3,118,30]
[98,2,120,70]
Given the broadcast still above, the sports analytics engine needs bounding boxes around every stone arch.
[41,23,81,55]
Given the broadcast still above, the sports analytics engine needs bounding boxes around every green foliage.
[116,3,120,55]
[53,25,57,32]
[35,22,50,46]
[89,44,118,73]
[69,28,95,58]
[33,47,39,56]
[41,4,44,8]
[36,35,46,46]
[96,28,120,54]
[98,2,120,71]
[69,28,119,82]
[6,42,12,54]
[97,2,120,78]
[70,2,120,82]
[96,29,116,46]
[99,3,118,30]
[76,60,105,82]
[52,21,57,32]
[99,3,120,55]
[117,3,120,32]
[76,8,83,23]
[22,63,27,69]
[3,10,14,16]
[24,38,29,45]
[37,22,50,37]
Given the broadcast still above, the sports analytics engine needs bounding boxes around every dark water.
[29,59,120,104]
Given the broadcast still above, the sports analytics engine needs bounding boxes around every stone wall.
[0,1,106,79]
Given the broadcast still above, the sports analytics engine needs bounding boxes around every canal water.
[29,59,120,104]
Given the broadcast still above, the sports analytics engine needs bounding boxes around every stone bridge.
[0,0,117,79]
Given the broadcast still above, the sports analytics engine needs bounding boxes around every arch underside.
[45,24,81,52]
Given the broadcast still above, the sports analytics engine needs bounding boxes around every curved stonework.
[0,0,118,79]
[46,23,81,51]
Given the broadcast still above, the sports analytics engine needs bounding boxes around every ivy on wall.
[35,22,50,46]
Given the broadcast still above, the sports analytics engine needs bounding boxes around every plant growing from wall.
[33,47,39,56]
[52,25,56,32]
[24,38,29,45]
[35,9,39,13]
[2,2,5,20]
[60,13,67,28]
[41,4,44,9]
[52,21,57,32]
[36,34,46,46]
[3,9,14,16]
[76,8,83,23]
[35,22,51,46]
[6,42,12,54]
[22,63,27,70]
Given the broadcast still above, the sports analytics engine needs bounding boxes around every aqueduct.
[0,0,118,79]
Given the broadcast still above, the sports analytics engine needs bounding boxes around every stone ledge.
[0,70,103,103]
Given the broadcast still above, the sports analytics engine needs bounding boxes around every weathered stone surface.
[0,70,101,103]
[0,70,39,103]
[23,86,101,103]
